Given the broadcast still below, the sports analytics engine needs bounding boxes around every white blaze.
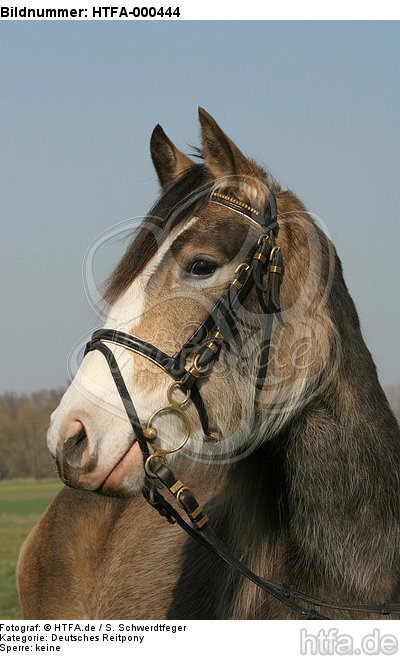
[47,218,200,474]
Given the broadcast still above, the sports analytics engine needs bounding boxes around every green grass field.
[0,479,63,619]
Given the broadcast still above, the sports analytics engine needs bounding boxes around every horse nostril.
[52,415,102,490]
[62,424,89,470]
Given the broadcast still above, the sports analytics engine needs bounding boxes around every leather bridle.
[84,189,400,619]
[85,188,281,463]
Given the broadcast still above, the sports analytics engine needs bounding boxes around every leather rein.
[84,190,400,619]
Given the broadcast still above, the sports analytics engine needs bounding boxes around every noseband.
[84,189,400,620]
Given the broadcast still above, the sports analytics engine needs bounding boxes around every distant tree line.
[0,385,399,480]
[0,389,64,479]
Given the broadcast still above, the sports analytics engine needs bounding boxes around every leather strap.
[89,329,185,379]
[148,461,400,618]
[146,460,325,618]
[84,340,150,461]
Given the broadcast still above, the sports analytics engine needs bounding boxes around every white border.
[0,0,399,20]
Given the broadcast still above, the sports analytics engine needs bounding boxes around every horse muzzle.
[55,418,143,494]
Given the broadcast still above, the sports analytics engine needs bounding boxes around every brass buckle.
[144,452,168,478]
[269,246,282,273]
[257,234,271,246]
[176,486,191,509]
[269,245,281,261]
[188,352,211,378]
[234,262,250,275]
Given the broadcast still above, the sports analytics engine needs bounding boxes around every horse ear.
[198,107,260,184]
[150,125,194,190]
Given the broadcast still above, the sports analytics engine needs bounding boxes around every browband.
[210,189,277,229]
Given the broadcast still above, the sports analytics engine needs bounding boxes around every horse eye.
[186,258,218,277]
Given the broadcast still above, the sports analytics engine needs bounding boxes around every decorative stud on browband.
[210,189,277,230]
[210,191,260,216]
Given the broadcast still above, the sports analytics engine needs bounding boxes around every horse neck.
[216,245,400,618]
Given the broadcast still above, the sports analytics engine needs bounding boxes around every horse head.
[47,109,334,497]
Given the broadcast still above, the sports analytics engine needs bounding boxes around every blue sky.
[0,21,399,393]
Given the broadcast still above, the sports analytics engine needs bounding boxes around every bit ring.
[167,382,191,407]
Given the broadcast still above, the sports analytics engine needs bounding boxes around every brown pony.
[18,109,400,619]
